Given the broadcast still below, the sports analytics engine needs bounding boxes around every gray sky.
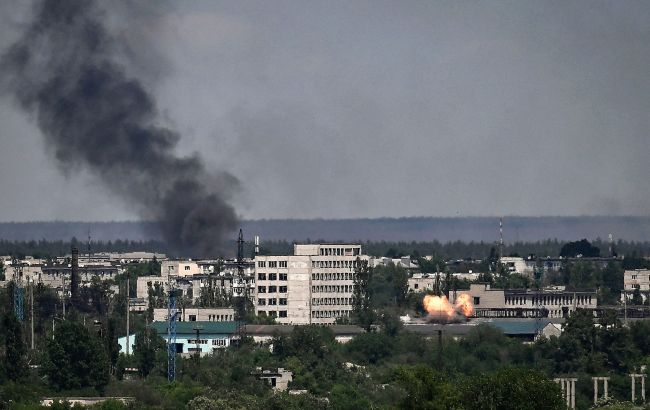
[1,1,649,221]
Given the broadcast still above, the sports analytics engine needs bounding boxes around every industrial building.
[452,283,597,318]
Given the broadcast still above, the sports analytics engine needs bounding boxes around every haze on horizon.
[1,1,648,222]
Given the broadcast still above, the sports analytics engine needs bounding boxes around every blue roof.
[150,321,240,335]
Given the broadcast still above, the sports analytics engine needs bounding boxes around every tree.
[352,258,374,331]
[461,368,564,410]
[45,320,110,390]
[133,327,165,378]
[3,312,27,381]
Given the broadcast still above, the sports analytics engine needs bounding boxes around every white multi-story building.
[622,269,650,303]
[254,244,369,325]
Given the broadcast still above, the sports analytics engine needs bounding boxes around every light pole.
[30,278,34,350]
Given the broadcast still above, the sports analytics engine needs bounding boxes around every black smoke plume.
[0,0,239,256]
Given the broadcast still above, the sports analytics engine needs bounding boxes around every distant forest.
[1,216,650,243]
[2,238,650,261]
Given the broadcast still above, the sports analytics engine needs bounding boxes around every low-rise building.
[255,368,293,391]
[151,321,239,356]
[622,269,650,303]
[452,283,597,319]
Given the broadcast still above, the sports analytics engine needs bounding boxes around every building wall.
[622,269,650,302]
[153,307,235,322]
[453,283,596,318]
[161,260,203,278]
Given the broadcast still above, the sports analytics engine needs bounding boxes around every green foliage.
[44,320,110,391]
[391,365,461,409]
[133,328,166,378]
[3,311,27,381]
[461,367,564,410]
[351,258,374,331]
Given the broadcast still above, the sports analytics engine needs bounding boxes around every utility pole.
[62,275,66,320]
[126,271,130,355]
[30,278,35,350]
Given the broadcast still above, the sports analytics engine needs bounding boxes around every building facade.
[452,283,597,318]
[254,244,369,325]
[622,269,650,303]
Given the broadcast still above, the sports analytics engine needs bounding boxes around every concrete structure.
[245,324,365,344]
[408,274,437,293]
[41,397,134,407]
[622,269,650,303]
[254,244,369,324]
[370,256,419,270]
[630,373,646,403]
[153,307,235,322]
[554,378,577,409]
[453,283,597,319]
[255,368,293,391]
[592,377,610,405]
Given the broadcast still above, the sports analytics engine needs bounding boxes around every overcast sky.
[0,1,649,222]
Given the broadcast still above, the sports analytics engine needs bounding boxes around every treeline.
[260,238,650,259]
[2,238,650,261]
[0,239,167,259]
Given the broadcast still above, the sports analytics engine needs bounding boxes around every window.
[414,284,419,289]
[279,311,287,318]
[473,297,480,305]
[258,298,266,306]
[269,311,277,317]
[268,273,277,281]
[184,266,191,271]
[279,298,287,305]
[269,261,278,268]
[280,273,287,280]
[268,298,277,305]
[279,261,287,268]
[258,286,266,293]
[268,286,277,293]
[258,261,266,268]
[258,311,266,316]
[632,275,637,279]
[279,286,287,293]
[189,315,197,321]
[258,272,266,280]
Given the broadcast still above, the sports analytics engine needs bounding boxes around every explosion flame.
[423,293,474,322]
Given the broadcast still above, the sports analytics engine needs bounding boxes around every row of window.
[312,260,359,269]
[258,298,288,306]
[312,272,354,281]
[312,310,351,318]
[257,261,288,268]
[257,286,288,293]
[258,310,288,318]
[312,285,354,293]
[504,295,593,306]
[312,297,352,306]
[319,247,359,256]
[257,273,288,281]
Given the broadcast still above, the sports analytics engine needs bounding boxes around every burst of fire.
[423,293,474,321]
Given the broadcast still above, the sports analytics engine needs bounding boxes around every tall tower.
[499,217,504,261]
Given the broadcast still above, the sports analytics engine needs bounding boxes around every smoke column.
[0,0,239,256]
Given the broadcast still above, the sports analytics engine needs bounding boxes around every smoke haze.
[0,1,649,223]
[0,0,239,256]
